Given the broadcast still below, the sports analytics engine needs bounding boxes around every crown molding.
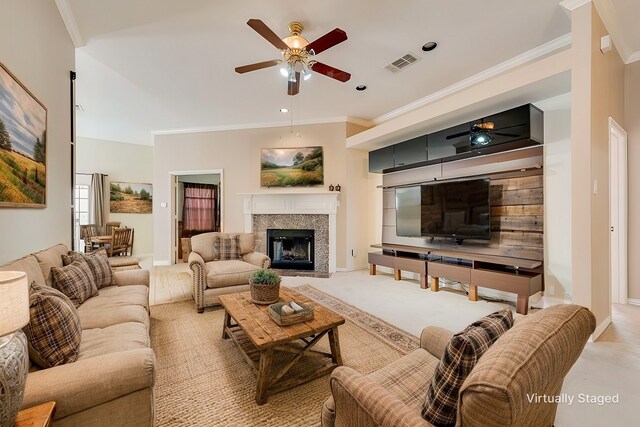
[560,0,592,12]
[373,34,572,124]
[151,116,370,136]
[626,51,640,64]
[55,0,84,47]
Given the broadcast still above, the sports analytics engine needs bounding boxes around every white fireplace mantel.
[242,192,339,273]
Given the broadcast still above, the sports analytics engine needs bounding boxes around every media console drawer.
[428,261,471,284]
[471,269,542,294]
[395,257,427,274]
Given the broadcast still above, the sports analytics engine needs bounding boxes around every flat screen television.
[396,178,491,242]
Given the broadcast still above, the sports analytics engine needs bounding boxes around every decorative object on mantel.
[249,269,281,304]
[335,184,341,192]
[260,147,323,187]
[0,61,47,208]
[0,271,29,426]
[268,300,314,325]
[328,184,334,191]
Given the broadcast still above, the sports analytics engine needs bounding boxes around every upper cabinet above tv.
[368,104,543,173]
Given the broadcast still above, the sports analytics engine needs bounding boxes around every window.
[74,184,90,251]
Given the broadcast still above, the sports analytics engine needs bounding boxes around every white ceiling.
[66,0,578,145]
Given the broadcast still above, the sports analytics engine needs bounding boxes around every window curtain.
[183,183,218,232]
[90,173,107,227]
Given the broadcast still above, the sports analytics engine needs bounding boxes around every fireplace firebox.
[267,229,315,270]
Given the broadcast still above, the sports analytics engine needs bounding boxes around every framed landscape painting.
[0,61,47,208]
[110,182,153,213]
[260,146,323,187]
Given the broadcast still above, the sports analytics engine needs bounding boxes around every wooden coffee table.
[219,288,345,405]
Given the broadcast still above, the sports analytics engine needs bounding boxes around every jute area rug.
[151,285,419,426]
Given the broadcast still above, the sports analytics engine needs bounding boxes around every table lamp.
[0,271,29,427]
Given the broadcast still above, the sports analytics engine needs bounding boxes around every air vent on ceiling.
[385,53,420,72]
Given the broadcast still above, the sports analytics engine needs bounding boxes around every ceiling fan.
[235,19,351,96]
[446,121,524,146]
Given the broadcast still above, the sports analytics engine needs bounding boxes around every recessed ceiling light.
[422,41,438,52]
[280,108,289,113]
[356,85,367,91]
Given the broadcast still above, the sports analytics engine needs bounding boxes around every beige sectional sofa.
[0,244,155,427]
[188,232,270,312]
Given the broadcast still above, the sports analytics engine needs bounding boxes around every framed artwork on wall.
[260,146,324,187]
[0,61,47,208]
[110,182,153,213]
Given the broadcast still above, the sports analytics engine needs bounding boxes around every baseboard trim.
[627,298,640,306]
[153,260,170,266]
[590,315,612,342]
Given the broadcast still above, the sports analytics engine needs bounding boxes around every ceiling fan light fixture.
[470,131,492,146]
[279,65,289,77]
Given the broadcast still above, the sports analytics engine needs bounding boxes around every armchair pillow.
[421,308,514,426]
[214,235,241,260]
[24,282,82,368]
[62,249,114,288]
[51,257,99,307]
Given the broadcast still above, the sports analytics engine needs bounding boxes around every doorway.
[609,117,628,304]
[170,170,223,264]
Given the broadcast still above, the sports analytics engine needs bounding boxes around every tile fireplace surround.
[243,192,339,274]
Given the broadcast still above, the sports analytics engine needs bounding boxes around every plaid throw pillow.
[421,309,514,426]
[214,235,241,260]
[51,257,99,307]
[62,249,114,288]
[23,282,82,368]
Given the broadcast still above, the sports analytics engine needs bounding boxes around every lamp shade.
[0,271,29,337]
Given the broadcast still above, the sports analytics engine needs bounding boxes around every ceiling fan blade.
[306,28,348,55]
[446,131,471,140]
[235,60,280,74]
[309,61,351,82]
[494,132,521,137]
[288,72,300,96]
[247,19,288,50]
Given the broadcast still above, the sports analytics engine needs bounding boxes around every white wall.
[153,122,369,267]
[0,0,75,263]
[536,94,573,301]
[76,137,154,255]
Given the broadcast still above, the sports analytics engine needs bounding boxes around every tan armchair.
[188,232,271,313]
[322,304,595,427]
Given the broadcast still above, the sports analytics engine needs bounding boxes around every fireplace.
[267,229,315,270]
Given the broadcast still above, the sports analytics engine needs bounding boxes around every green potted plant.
[249,269,281,304]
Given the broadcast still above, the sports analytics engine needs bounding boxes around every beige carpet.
[151,286,419,426]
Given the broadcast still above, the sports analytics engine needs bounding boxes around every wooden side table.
[14,401,56,427]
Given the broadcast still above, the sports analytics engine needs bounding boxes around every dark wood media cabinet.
[368,244,543,314]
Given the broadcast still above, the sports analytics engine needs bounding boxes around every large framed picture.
[0,61,47,208]
[260,146,323,187]
[110,182,153,213]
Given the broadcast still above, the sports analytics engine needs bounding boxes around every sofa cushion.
[214,235,241,260]
[51,258,99,307]
[33,244,69,286]
[0,255,47,288]
[422,309,513,426]
[78,322,149,360]
[78,284,150,313]
[24,282,82,368]
[63,249,114,288]
[77,304,150,330]
[205,260,261,289]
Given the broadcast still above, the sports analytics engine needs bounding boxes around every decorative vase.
[335,184,341,192]
[0,330,29,427]
[328,184,334,191]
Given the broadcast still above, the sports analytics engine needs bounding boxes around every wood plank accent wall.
[488,173,543,260]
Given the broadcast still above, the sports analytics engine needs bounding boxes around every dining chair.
[105,221,121,236]
[79,224,102,252]
[109,227,133,257]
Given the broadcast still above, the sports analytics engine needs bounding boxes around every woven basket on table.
[249,280,281,304]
